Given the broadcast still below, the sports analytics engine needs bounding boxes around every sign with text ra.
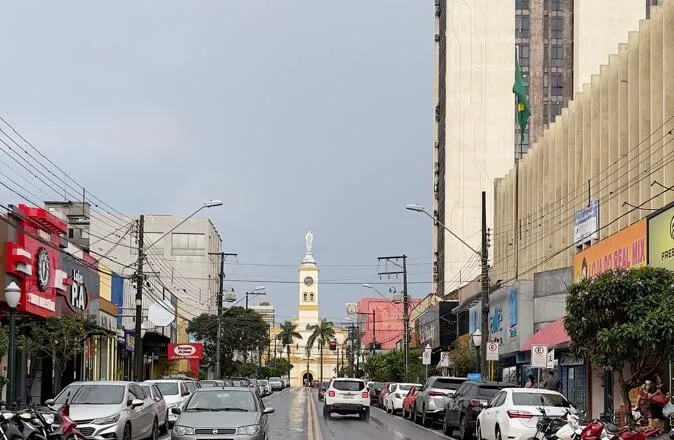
[531,344,549,368]
[168,343,204,360]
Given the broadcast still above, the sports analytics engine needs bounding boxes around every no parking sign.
[531,344,549,368]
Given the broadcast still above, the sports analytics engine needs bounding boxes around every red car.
[312,380,321,388]
[402,386,418,419]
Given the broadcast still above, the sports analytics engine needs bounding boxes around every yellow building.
[271,232,347,387]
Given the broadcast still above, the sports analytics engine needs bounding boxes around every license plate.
[343,394,354,399]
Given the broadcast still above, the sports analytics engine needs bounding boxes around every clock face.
[304,276,314,286]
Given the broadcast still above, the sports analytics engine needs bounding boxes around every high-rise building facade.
[432,0,650,297]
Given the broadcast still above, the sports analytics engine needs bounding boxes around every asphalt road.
[159,387,448,440]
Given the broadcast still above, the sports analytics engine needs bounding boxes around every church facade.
[272,232,347,387]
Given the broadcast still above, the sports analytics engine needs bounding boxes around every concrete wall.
[493,2,674,283]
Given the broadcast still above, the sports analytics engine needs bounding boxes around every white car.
[384,383,422,414]
[144,379,192,427]
[323,378,370,421]
[476,388,574,440]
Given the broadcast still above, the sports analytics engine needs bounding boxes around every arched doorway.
[302,372,314,386]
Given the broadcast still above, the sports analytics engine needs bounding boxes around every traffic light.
[329,340,337,351]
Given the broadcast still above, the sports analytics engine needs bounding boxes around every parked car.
[312,380,321,388]
[366,382,383,405]
[268,377,284,391]
[140,382,169,434]
[46,381,158,440]
[378,382,393,407]
[171,387,274,440]
[414,376,467,427]
[258,380,271,396]
[145,379,193,427]
[401,385,419,419]
[282,379,290,388]
[198,380,225,388]
[476,388,574,440]
[230,377,250,388]
[384,382,422,415]
[318,381,329,401]
[443,381,509,439]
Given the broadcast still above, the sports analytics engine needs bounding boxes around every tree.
[276,320,302,379]
[19,315,101,394]
[449,337,477,377]
[306,319,335,383]
[363,349,425,382]
[565,267,674,423]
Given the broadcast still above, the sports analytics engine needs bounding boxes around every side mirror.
[44,399,55,406]
[131,399,144,408]
[481,401,489,408]
[263,407,275,414]
[171,407,182,415]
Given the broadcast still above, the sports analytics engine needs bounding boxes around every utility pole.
[134,215,145,381]
[480,191,490,378]
[377,255,409,380]
[209,252,237,379]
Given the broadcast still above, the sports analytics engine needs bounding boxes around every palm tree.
[306,319,336,383]
[277,320,302,381]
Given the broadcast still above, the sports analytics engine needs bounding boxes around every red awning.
[520,318,570,352]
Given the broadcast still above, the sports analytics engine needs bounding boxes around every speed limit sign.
[486,342,499,361]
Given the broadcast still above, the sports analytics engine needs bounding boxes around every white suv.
[323,378,370,421]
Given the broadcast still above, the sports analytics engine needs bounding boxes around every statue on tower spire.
[302,230,316,265]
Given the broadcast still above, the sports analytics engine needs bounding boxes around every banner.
[168,343,204,360]
[648,204,674,271]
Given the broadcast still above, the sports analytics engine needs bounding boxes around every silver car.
[47,381,158,440]
[140,382,169,434]
[171,388,274,440]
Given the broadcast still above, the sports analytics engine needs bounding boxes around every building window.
[551,17,563,39]
[519,44,530,67]
[303,293,308,301]
[551,102,562,121]
[68,228,74,239]
[516,15,530,38]
[80,229,89,239]
[551,44,563,67]
[551,0,562,11]
[515,0,529,10]
[310,293,314,301]
[551,73,563,96]
[171,232,205,256]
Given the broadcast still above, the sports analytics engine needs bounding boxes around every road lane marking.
[307,390,315,440]
[372,406,452,439]
[308,389,324,440]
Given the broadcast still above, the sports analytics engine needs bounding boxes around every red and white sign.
[168,343,204,360]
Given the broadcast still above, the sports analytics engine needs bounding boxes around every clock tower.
[298,230,319,327]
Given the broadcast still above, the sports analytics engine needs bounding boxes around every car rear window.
[332,380,365,391]
[434,378,465,390]
[399,384,416,391]
[512,392,570,407]
[368,382,383,390]
[477,386,504,398]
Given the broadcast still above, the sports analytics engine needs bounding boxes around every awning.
[520,318,570,351]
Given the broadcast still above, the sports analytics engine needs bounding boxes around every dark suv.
[443,380,509,439]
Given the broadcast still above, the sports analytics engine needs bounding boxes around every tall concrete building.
[432,0,651,298]
[249,301,276,327]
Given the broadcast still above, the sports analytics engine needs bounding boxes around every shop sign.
[573,220,647,282]
[417,305,440,348]
[57,254,100,317]
[98,312,117,332]
[574,200,600,244]
[168,343,204,360]
[648,204,674,271]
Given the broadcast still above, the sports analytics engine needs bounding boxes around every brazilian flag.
[513,55,531,145]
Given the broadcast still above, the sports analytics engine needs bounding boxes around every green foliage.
[0,327,8,360]
[565,266,674,422]
[187,307,271,377]
[449,337,477,377]
[276,320,302,376]
[265,357,292,378]
[363,349,425,383]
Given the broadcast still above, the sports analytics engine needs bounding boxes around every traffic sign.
[422,344,432,365]
[486,342,499,361]
[531,344,549,368]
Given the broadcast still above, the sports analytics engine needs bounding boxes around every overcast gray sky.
[0,1,435,322]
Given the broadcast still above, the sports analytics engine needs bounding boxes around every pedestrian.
[648,375,670,432]
[541,369,561,392]
[525,374,535,388]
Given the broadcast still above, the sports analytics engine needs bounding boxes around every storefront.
[572,219,647,418]
[469,280,534,381]
[96,298,119,380]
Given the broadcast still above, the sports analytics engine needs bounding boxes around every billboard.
[648,204,674,271]
[572,220,647,282]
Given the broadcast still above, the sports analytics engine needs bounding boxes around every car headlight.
[42,414,55,425]
[172,426,194,436]
[236,425,261,435]
[92,414,120,425]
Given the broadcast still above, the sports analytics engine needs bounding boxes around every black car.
[366,381,383,405]
[442,381,509,439]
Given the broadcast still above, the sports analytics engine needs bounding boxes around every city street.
[158,387,447,440]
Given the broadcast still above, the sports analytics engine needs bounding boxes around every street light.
[472,329,482,374]
[245,286,266,309]
[405,203,481,256]
[4,282,21,406]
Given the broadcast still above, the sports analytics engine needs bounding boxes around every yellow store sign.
[648,204,674,271]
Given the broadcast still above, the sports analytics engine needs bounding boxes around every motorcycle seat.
[605,423,620,434]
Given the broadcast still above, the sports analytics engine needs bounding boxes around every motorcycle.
[527,407,571,440]
[555,410,586,440]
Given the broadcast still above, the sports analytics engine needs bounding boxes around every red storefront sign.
[168,343,204,360]
[5,205,68,318]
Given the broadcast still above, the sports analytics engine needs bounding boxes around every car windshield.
[186,391,257,412]
[153,382,179,396]
[434,379,464,390]
[477,386,505,398]
[512,392,571,407]
[269,377,281,382]
[55,384,125,405]
[332,380,365,391]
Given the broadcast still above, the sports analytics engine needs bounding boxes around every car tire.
[402,407,407,419]
[122,423,132,440]
[443,415,451,435]
[360,408,370,422]
[323,404,329,419]
[160,411,169,434]
[460,415,469,440]
[148,418,158,440]
[422,409,431,428]
[496,426,503,440]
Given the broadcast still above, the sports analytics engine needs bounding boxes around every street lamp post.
[4,282,21,405]
[245,286,266,309]
[472,329,482,376]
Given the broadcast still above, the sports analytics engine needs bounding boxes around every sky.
[0,1,435,322]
